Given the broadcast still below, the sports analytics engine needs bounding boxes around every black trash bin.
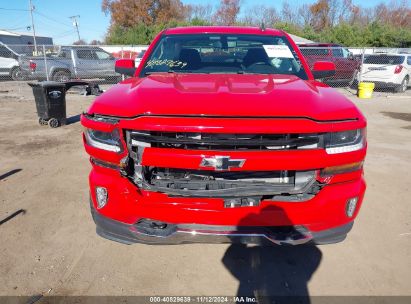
[29,81,67,128]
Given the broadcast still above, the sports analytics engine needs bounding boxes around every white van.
[0,42,24,80]
[360,53,410,93]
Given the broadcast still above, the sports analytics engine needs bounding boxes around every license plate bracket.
[224,197,261,208]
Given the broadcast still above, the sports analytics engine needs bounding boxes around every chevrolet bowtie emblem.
[200,156,245,171]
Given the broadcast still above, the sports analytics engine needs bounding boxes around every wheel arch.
[9,65,20,75]
[51,67,71,77]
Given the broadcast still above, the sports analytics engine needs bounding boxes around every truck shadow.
[222,206,322,303]
[66,114,81,125]
[0,168,22,181]
[0,209,26,226]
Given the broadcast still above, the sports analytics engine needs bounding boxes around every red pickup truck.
[81,27,367,245]
[299,43,361,84]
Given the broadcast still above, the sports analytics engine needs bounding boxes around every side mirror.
[312,61,336,79]
[115,59,136,77]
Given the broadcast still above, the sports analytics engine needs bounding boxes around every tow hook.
[133,219,177,237]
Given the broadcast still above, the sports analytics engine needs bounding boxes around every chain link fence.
[1,43,410,95]
[299,46,411,94]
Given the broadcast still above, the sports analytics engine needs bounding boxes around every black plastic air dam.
[90,199,354,245]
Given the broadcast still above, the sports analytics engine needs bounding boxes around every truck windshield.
[140,34,308,79]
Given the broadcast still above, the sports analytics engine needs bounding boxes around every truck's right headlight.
[85,128,123,153]
[325,129,365,154]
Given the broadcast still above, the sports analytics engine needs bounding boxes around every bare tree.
[73,39,87,45]
[298,4,313,27]
[374,0,411,28]
[338,0,354,23]
[281,1,298,24]
[241,5,279,27]
[328,0,340,27]
[186,4,214,22]
[213,0,241,25]
[90,40,102,45]
[309,0,330,30]
[303,0,359,28]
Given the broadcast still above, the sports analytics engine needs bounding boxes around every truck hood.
[88,73,361,121]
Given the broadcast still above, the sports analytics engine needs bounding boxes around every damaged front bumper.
[82,115,366,245]
[90,200,354,245]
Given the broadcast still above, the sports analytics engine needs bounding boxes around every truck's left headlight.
[325,129,365,154]
[85,128,123,153]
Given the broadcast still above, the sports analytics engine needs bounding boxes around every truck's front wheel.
[52,70,71,82]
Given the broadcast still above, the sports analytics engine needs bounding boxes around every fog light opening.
[96,187,108,209]
[346,197,358,217]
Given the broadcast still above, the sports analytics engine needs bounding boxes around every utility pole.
[28,0,38,54]
[69,15,81,42]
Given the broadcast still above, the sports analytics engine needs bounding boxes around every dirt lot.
[0,80,410,298]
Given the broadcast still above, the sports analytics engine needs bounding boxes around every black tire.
[48,118,59,128]
[52,70,71,82]
[38,118,47,126]
[349,70,359,88]
[10,67,25,81]
[394,76,409,93]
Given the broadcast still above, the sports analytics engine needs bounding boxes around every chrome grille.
[128,131,322,150]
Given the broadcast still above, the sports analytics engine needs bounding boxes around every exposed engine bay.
[123,130,323,202]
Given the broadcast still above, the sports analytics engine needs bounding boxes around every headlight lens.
[85,128,123,152]
[325,129,365,154]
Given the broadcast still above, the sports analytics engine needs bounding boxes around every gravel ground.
[0,80,410,298]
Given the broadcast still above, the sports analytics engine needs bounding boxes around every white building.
[0,29,53,44]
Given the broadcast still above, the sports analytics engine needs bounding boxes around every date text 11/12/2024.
[149,296,256,303]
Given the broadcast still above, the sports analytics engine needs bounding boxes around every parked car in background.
[134,49,146,67]
[111,50,138,60]
[360,53,410,93]
[299,43,361,84]
[0,42,26,80]
[19,46,120,82]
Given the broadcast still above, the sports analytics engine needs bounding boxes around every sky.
[0,0,394,45]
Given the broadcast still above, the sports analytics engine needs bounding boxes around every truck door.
[300,47,330,71]
[92,49,116,78]
[75,49,98,78]
[332,48,359,81]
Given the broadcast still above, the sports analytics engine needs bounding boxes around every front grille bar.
[129,131,322,150]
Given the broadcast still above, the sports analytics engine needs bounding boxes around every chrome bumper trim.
[127,226,313,245]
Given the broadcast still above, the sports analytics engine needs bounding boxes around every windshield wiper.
[144,70,175,76]
[240,71,264,75]
[144,70,198,76]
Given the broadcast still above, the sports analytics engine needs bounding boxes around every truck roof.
[60,45,104,49]
[367,52,407,56]
[163,26,285,36]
